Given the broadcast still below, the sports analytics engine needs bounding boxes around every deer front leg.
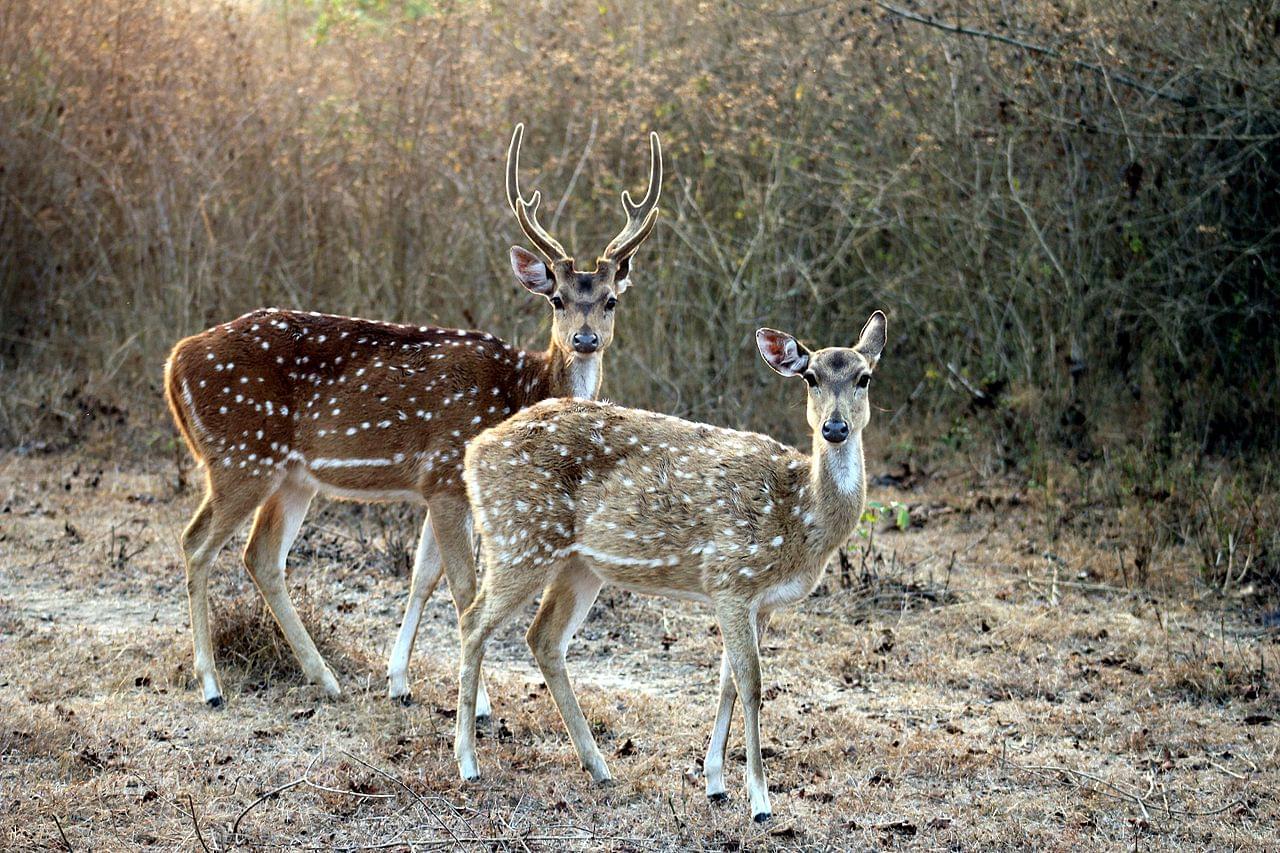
[455,560,546,781]
[431,497,492,719]
[717,602,772,822]
[704,610,771,802]
[704,650,734,801]
[387,513,443,703]
[526,560,610,783]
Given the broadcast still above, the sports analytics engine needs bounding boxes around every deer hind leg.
[430,496,492,719]
[703,610,771,802]
[716,603,772,822]
[241,478,339,697]
[455,557,546,782]
[180,481,268,707]
[386,512,443,703]
[526,559,610,783]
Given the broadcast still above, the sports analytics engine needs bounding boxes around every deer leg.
[717,603,772,822]
[703,650,735,801]
[526,560,610,783]
[386,512,443,703]
[455,562,544,782]
[180,484,265,707]
[242,479,339,697]
[430,497,492,719]
[703,610,771,801]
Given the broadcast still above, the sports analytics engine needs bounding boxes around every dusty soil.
[1,450,1275,851]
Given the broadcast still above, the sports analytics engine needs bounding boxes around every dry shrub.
[296,501,422,578]
[1184,474,1280,596]
[0,692,132,784]
[209,588,374,688]
[1157,646,1274,707]
[1094,449,1280,597]
[0,694,82,764]
[1,0,1277,454]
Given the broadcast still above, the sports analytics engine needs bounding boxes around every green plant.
[861,500,911,535]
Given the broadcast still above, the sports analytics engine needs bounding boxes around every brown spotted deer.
[454,312,886,822]
[163,123,661,709]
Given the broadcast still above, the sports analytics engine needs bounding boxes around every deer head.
[506,123,661,359]
[756,311,887,444]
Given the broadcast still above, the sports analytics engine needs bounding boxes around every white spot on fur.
[310,457,395,469]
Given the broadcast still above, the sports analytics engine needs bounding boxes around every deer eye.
[802,370,819,388]
[550,295,565,310]
[604,296,618,311]
[857,374,872,389]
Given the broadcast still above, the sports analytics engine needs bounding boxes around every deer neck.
[805,429,866,552]
[544,344,603,401]
[513,345,604,407]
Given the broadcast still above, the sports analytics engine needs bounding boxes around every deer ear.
[511,246,553,295]
[614,255,632,294]
[756,328,811,378]
[853,310,887,369]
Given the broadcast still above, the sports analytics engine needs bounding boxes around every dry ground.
[0,450,1275,851]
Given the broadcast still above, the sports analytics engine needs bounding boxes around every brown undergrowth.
[1,450,1275,850]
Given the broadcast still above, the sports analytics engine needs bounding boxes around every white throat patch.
[569,355,602,400]
[824,441,862,495]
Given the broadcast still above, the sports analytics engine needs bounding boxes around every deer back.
[167,308,556,498]
[466,399,858,605]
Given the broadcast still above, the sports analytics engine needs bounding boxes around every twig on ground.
[233,752,407,843]
[1207,759,1249,781]
[339,749,465,845]
[186,795,211,853]
[999,755,1249,819]
[51,814,73,852]
[248,830,661,852]
[232,776,310,842]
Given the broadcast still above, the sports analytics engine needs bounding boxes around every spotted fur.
[454,312,887,823]
[164,126,662,709]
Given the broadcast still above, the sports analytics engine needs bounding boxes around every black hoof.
[753,811,772,824]
[475,713,491,725]
[463,773,480,783]
[395,694,413,707]
[708,792,729,803]
[206,696,224,709]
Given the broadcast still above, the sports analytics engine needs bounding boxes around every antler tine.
[602,131,663,262]
[506,123,570,264]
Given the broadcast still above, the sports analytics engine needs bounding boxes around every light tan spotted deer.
[454,312,887,822]
[164,123,661,708]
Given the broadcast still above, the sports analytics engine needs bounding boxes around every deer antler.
[601,131,662,263]
[506,124,570,265]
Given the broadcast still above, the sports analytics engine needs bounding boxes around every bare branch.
[873,2,1197,107]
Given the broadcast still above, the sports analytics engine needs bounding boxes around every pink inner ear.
[511,248,552,293]
[513,253,544,281]
[759,332,787,363]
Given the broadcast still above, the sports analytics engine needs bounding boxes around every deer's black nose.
[572,332,600,354]
[821,419,850,444]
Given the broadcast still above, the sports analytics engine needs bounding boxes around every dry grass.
[1,449,1275,850]
[202,589,379,693]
